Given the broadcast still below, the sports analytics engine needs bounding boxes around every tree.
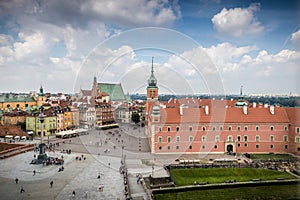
[131,112,140,124]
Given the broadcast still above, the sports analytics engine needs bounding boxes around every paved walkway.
[0,125,165,200]
[0,151,124,200]
[2,124,215,200]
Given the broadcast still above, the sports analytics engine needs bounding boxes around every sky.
[0,0,299,96]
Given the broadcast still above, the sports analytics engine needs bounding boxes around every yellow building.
[63,107,74,130]
[70,106,80,128]
[0,86,47,111]
[0,94,36,111]
[26,108,57,136]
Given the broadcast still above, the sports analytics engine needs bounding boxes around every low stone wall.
[152,179,300,195]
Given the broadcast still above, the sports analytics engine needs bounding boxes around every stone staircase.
[0,143,34,159]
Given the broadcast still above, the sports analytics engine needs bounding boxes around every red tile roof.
[285,107,300,125]
[81,89,92,96]
[101,91,109,96]
[149,99,289,124]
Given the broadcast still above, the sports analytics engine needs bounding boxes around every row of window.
[5,104,30,108]
[157,144,288,151]
[158,135,289,143]
[160,125,289,132]
[27,124,56,128]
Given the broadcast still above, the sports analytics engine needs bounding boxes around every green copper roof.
[151,105,160,116]
[147,57,157,88]
[235,85,247,107]
[98,83,126,101]
[235,101,247,107]
[0,96,35,102]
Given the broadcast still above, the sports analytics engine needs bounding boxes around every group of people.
[75,154,86,161]
[120,162,130,199]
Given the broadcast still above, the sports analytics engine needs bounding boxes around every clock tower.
[147,57,158,102]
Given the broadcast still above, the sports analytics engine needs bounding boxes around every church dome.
[151,105,160,116]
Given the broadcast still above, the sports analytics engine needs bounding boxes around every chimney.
[270,105,275,115]
[180,104,184,116]
[243,105,248,115]
[253,102,256,108]
[205,105,209,115]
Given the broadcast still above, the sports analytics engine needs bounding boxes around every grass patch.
[154,184,300,200]
[170,168,295,186]
[250,153,296,160]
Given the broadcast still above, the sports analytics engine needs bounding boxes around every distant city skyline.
[0,0,299,95]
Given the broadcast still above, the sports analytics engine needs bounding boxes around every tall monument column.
[31,106,48,164]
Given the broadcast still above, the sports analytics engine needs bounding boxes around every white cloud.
[80,0,181,27]
[13,32,47,60]
[201,43,300,93]
[204,42,257,72]
[211,3,264,37]
[291,29,300,49]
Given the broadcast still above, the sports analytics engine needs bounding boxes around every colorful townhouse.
[26,107,57,137]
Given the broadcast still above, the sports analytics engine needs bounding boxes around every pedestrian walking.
[15,178,18,184]
[20,186,25,193]
[50,180,53,188]
[33,170,36,176]
[72,190,76,197]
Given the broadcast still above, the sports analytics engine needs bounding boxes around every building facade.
[95,102,115,127]
[2,109,29,126]
[145,62,300,155]
[26,108,57,136]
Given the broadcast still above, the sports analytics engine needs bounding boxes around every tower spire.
[147,57,157,88]
[151,56,154,74]
[240,85,243,96]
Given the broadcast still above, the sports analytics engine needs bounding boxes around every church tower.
[92,76,100,98]
[37,85,46,107]
[147,57,158,102]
